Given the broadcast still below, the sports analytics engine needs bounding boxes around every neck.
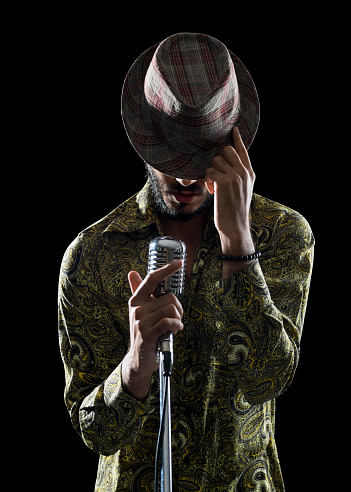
[159,209,210,280]
[160,208,210,279]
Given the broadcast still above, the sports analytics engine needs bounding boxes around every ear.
[205,180,215,195]
[204,167,215,195]
[128,271,143,295]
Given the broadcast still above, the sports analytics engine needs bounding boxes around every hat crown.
[153,33,233,107]
[143,33,240,141]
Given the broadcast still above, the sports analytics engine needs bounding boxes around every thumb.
[128,271,143,295]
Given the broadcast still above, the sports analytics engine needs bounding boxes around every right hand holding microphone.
[122,260,184,400]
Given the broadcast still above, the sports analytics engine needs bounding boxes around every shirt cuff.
[209,259,283,324]
[104,362,157,423]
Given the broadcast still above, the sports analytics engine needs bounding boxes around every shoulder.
[251,194,315,255]
[60,192,140,281]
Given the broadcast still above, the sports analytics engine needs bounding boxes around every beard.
[145,165,214,222]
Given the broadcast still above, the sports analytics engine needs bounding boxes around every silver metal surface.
[148,236,186,296]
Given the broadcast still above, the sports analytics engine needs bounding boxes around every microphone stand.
[158,334,173,492]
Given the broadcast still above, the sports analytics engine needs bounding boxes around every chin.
[164,195,214,222]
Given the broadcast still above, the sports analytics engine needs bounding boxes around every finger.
[128,271,143,295]
[134,291,184,320]
[212,155,233,173]
[153,317,184,338]
[141,306,183,337]
[132,260,183,301]
[233,126,246,158]
[222,146,246,176]
[132,302,183,341]
[205,164,230,193]
[232,127,254,174]
[151,292,184,319]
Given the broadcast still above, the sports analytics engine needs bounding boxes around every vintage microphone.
[147,236,187,492]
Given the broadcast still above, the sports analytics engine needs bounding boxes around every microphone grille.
[148,236,187,296]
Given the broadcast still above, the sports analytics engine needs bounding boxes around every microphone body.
[148,236,187,374]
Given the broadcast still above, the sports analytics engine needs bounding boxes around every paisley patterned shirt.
[58,181,314,491]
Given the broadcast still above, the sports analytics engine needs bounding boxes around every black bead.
[218,251,261,262]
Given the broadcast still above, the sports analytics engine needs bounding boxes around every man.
[58,33,314,491]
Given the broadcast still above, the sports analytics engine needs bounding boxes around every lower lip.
[172,192,199,203]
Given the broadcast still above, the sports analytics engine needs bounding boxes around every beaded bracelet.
[218,251,261,262]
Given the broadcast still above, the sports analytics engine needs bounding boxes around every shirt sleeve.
[58,234,156,456]
[205,211,314,405]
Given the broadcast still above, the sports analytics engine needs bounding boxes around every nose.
[176,179,198,187]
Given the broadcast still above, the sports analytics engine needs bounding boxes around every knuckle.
[222,146,233,158]
[211,157,221,168]
[166,304,178,318]
[166,293,178,304]
[177,300,184,317]
[164,294,182,311]
[172,298,184,317]
[134,318,143,332]
[238,168,251,182]
[169,293,180,307]
[133,305,143,319]
[157,318,171,332]
[223,174,233,185]
[206,166,217,177]
[132,317,143,334]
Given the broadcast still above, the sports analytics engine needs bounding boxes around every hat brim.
[121,41,260,180]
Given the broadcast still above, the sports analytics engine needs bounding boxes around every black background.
[25,8,331,491]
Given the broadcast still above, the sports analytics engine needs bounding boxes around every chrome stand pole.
[158,335,173,492]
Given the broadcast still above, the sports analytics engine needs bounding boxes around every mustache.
[165,183,204,194]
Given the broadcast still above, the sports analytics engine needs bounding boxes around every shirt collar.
[102,180,216,236]
[102,181,160,234]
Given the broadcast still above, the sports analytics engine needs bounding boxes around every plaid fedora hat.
[121,33,259,180]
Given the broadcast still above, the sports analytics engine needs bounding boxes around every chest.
[184,243,198,280]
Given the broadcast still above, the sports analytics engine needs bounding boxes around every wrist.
[219,232,256,280]
[219,231,255,256]
[121,352,154,401]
